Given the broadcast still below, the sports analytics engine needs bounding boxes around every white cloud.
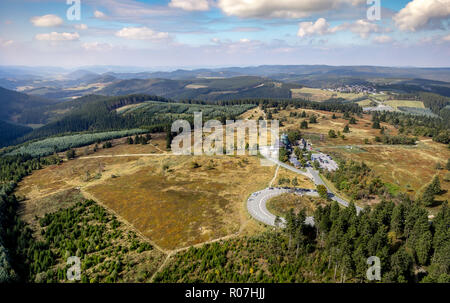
[373,35,393,44]
[239,38,250,43]
[345,19,384,38]
[443,34,450,41]
[394,0,450,31]
[75,24,88,30]
[297,18,339,37]
[30,14,63,27]
[35,32,80,41]
[217,0,365,18]
[115,27,169,40]
[94,10,106,19]
[0,38,13,47]
[169,0,210,11]
[82,42,113,51]
[297,18,385,39]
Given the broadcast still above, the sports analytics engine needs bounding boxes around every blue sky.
[0,0,449,68]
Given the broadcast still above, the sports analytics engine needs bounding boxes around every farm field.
[15,138,276,251]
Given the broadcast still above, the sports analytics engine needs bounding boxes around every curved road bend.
[247,188,317,227]
[247,157,362,227]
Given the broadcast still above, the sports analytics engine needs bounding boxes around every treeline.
[258,99,362,114]
[7,129,147,158]
[0,183,18,282]
[375,135,417,145]
[394,92,450,115]
[0,154,61,183]
[370,111,449,144]
[0,154,59,282]
[0,152,64,282]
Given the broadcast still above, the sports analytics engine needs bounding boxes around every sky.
[0,0,449,68]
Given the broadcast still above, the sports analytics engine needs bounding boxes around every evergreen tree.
[309,115,317,124]
[372,120,381,129]
[66,149,76,160]
[430,176,442,195]
[328,130,337,138]
[317,185,328,199]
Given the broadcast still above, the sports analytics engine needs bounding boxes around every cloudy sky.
[0,0,449,68]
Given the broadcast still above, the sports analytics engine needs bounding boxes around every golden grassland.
[274,167,316,190]
[16,138,276,251]
[321,140,450,210]
[266,193,328,217]
[85,155,275,250]
[291,87,365,102]
[53,132,169,160]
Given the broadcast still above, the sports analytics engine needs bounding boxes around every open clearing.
[16,139,276,251]
[274,167,316,189]
[320,140,450,208]
[291,87,365,102]
[384,100,425,110]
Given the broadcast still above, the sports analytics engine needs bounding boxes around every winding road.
[247,156,362,227]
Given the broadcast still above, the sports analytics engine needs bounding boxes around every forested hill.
[12,95,364,145]
[96,76,299,101]
[0,121,32,148]
[0,87,57,122]
[16,94,171,142]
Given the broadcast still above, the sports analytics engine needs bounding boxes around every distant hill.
[103,65,450,83]
[0,86,57,122]
[97,76,299,101]
[3,65,450,100]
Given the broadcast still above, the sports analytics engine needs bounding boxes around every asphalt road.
[247,187,316,227]
[247,156,362,227]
